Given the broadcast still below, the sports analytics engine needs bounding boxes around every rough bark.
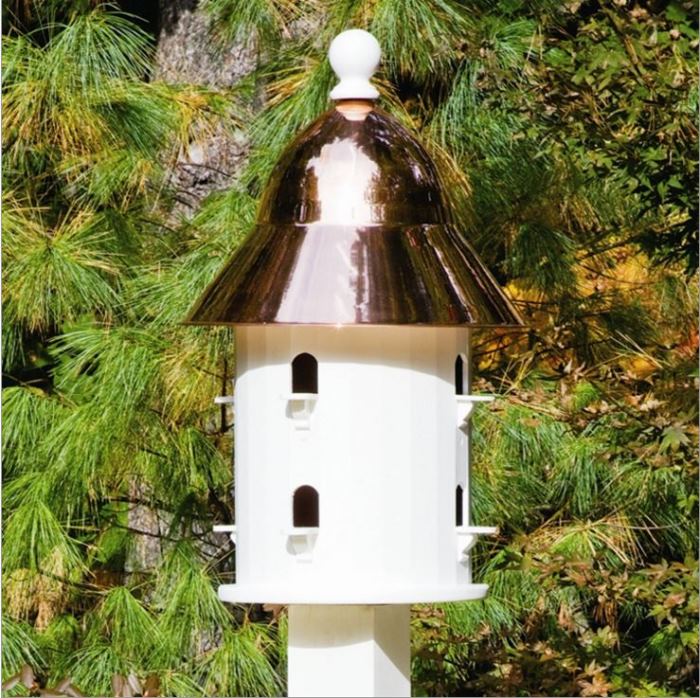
[155,0,257,209]
[156,0,257,87]
[124,483,167,576]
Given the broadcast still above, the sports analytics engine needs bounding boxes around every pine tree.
[3,1,697,696]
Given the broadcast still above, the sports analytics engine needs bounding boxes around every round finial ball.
[328,29,381,100]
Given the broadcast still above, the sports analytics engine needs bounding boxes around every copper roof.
[186,105,523,327]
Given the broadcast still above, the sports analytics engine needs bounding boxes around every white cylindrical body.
[219,325,487,605]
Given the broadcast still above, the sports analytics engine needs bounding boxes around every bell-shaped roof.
[186,32,522,327]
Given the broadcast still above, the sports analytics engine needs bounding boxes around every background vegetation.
[2,1,697,696]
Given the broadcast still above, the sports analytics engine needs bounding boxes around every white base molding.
[218,583,489,605]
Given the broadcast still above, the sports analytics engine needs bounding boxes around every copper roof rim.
[183,319,528,329]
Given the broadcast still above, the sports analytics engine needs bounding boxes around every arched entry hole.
[456,485,464,527]
[292,353,318,394]
[293,486,319,527]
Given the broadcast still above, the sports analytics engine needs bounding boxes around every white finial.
[328,29,381,101]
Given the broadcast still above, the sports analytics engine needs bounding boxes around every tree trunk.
[154,0,257,209]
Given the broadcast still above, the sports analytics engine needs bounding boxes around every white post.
[287,605,411,698]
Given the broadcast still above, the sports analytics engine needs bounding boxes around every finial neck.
[335,98,374,120]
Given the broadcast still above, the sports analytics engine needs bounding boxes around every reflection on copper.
[258,107,447,227]
[186,106,523,327]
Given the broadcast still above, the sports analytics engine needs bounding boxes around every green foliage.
[2,1,697,697]
[3,210,121,334]
[1,5,272,696]
[206,0,313,45]
[370,0,468,80]
[61,588,160,693]
[196,625,283,697]
[2,616,45,678]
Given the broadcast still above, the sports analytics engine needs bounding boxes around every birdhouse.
[187,29,523,698]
